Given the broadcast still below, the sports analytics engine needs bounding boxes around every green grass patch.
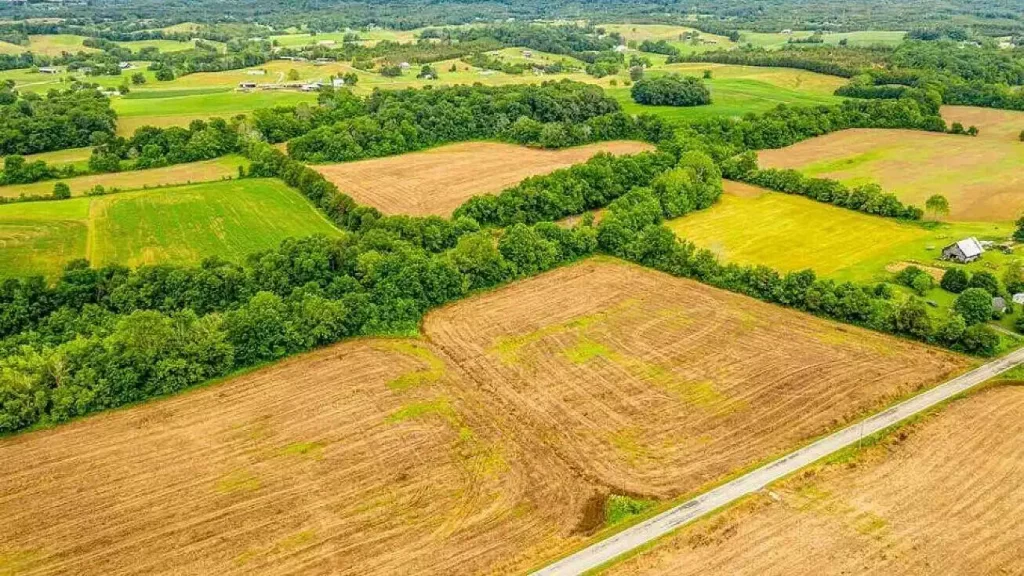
[115,39,197,53]
[0,177,342,279]
[375,341,446,391]
[386,398,458,425]
[278,441,325,459]
[215,469,260,494]
[605,494,657,527]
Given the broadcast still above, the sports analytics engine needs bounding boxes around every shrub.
[940,268,969,293]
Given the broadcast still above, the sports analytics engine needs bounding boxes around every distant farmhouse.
[941,237,985,263]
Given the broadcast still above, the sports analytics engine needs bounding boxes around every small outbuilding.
[613,44,628,53]
[1013,293,1024,305]
[993,296,1008,314]
[38,66,60,74]
[238,81,258,89]
[941,237,985,264]
[399,61,411,69]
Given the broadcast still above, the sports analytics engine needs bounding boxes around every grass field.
[758,106,1024,222]
[0,178,339,278]
[611,63,845,123]
[25,34,99,56]
[0,155,247,199]
[668,182,1015,284]
[312,140,653,217]
[737,30,906,49]
[111,91,317,134]
[114,38,198,52]
[0,259,967,574]
[595,23,736,54]
[9,146,94,172]
[604,383,1024,575]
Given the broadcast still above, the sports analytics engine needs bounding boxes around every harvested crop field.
[604,383,1024,575]
[311,140,654,217]
[758,106,1024,222]
[0,259,969,574]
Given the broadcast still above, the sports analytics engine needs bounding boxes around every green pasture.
[13,147,94,172]
[668,188,1014,285]
[0,178,342,279]
[112,91,317,133]
[25,34,98,56]
[737,30,906,49]
[115,38,198,53]
[609,63,845,123]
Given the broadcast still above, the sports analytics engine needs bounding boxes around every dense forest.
[0,86,117,156]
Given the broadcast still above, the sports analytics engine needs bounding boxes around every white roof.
[1013,293,1024,304]
[954,237,985,258]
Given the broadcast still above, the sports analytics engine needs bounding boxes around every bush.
[631,74,711,107]
[968,270,1000,295]
[940,268,969,293]
[52,182,70,199]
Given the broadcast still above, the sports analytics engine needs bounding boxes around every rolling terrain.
[0,259,969,574]
[312,141,653,217]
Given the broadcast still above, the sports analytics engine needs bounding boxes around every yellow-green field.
[10,147,94,172]
[668,182,1014,284]
[26,34,99,56]
[0,155,248,199]
[597,23,737,54]
[759,106,1024,222]
[737,30,906,49]
[0,178,341,278]
[114,38,199,52]
[612,63,846,122]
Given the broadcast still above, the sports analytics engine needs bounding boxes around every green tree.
[287,68,300,81]
[629,65,644,81]
[52,181,71,199]
[953,287,993,325]
[1014,214,1024,242]
[131,72,146,85]
[940,267,969,293]
[1002,260,1023,294]
[703,69,712,79]
[924,194,949,219]
[968,270,1000,294]
[154,67,174,81]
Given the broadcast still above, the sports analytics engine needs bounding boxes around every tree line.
[285,80,626,162]
[721,152,923,220]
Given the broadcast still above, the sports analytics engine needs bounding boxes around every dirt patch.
[0,259,969,575]
[885,261,947,281]
[606,384,1024,575]
[311,140,654,217]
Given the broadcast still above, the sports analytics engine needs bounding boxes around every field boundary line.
[532,347,1024,575]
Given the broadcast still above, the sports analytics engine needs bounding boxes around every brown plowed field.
[606,384,1024,575]
[311,140,653,217]
[0,259,968,574]
[423,258,967,500]
[757,106,1024,222]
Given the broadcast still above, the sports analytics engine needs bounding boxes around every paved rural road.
[533,347,1024,576]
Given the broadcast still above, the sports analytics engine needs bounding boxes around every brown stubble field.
[0,259,970,574]
[604,383,1024,576]
[311,140,654,217]
[757,106,1024,222]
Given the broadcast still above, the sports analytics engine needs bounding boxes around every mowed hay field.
[313,141,654,217]
[668,182,1013,283]
[605,384,1024,575]
[0,178,340,278]
[0,155,247,199]
[0,259,968,574]
[758,106,1024,222]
